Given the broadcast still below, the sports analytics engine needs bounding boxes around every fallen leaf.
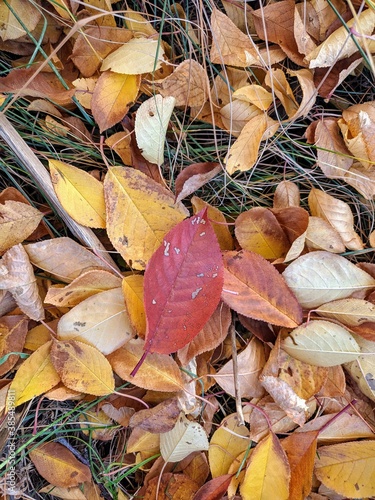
[233,84,273,111]
[104,166,187,270]
[122,274,146,337]
[105,131,132,166]
[50,340,115,396]
[220,100,262,137]
[264,68,298,118]
[316,298,375,326]
[142,209,223,356]
[175,163,221,204]
[282,251,375,308]
[0,0,41,41]
[0,315,28,376]
[49,159,106,229]
[9,340,60,407]
[143,473,200,500]
[129,398,180,433]
[271,207,309,244]
[134,94,175,166]
[101,38,165,74]
[160,413,209,463]
[39,484,86,499]
[124,9,158,36]
[282,320,360,366]
[79,409,116,441]
[240,432,290,500]
[305,216,346,253]
[314,440,375,498]
[222,250,303,327]
[108,338,183,392]
[273,181,300,209]
[193,474,233,500]
[0,244,44,321]
[345,336,375,402]
[0,200,44,254]
[91,72,140,132]
[57,288,134,355]
[30,442,91,488]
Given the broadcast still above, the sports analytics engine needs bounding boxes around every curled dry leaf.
[174,163,221,204]
[193,474,234,500]
[220,100,262,137]
[282,251,375,308]
[134,94,175,167]
[0,244,44,321]
[222,250,303,328]
[0,200,44,255]
[29,442,91,488]
[57,288,134,355]
[105,131,132,166]
[265,68,298,118]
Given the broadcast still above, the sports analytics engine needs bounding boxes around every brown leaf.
[29,442,91,488]
[271,207,309,244]
[222,250,303,328]
[143,473,200,500]
[314,54,363,99]
[238,315,276,343]
[193,474,233,500]
[273,181,300,209]
[305,216,346,253]
[175,163,221,204]
[0,315,28,376]
[129,398,180,433]
[105,131,132,166]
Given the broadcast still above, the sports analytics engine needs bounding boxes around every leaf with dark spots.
[131,209,223,374]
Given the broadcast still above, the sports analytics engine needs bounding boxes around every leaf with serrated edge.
[160,413,209,463]
[316,298,375,326]
[282,320,360,367]
[57,288,134,355]
[50,340,114,396]
[49,159,106,228]
[282,251,375,308]
[222,250,302,327]
[107,338,183,392]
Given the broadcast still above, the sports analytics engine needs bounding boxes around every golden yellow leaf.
[39,484,86,500]
[107,338,183,392]
[30,442,91,488]
[308,188,364,250]
[305,216,346,253]
[134,94,175,166]
[104,166,188,270]
[45,269,122,307]
[209,413,250,477]
[265,68,298,118]
[24,322,54,351]
[127,426,160,454]
[105,131,132,166]
[50,340,115,396]
[315,441,375,498]
[345,336,375,403]
[9,340,60,407]
[233,84,273,111]
[57,288,134,355]
[92,72,140,132]
[101,38,165,75]
[225,114,267,174]
[49,159,106,229]
[220,100,262,137]
[124,9,158,36]
[240,433,290,500]
[0,200,43,255]
[191,196,233,250]
[122,275,146,337]
[83,0,116,27]
[79,410,116,441]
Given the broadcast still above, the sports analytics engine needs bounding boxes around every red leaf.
[140,209,223,362]
[193,474,233,500]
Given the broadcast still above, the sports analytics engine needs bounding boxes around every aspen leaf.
[314,441,375,498]
[305,216,346,253]
[101,38,165,74]
[45,269,121,307]
[57,288,134,355]
[235,207,290,259]
[282,251,375,308]
[240,433,290,500]
[104,166,187,270]
[91,72,140,132]
[107,338,183,392]
[29,442,91,488]
[160,413,209,463]
[0,200,44,254]
[135,94,175,166]
[25,237,113,283]
[50,341,115,396]
[282,320,360,367]
[0,244,44,321]
[175,163,221,205]
[222,250,303,328]
[316,298,375,326]
[209,414,250,477]
[308,187,363,250]
[49,159,106,229]
[9,340,60,407]
[122,274,146,337]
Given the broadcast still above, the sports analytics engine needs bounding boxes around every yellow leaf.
[233,84,273,111]
[24,322,54,351]
[105,132,132,166]
[315,440,375,498]
[92,72,140,132]
[9,340,60,407]
[101,38,165,75]
[240,433,290,500]
[0,200,43,254]
[265,68,298,118]
[107,338,183,392]
[220,100,262,137]
[308,188,363,250]
[134,94,175,166]
[225,114,267,174]
[122,275,146,337]
[57,288,134,355]
[209,413,250,477]
[191,196,233,250]
[104,166,188,270]
[127,426,160,454]
[124,9,158,36]
[50,340,115,396]
[49,159,106,229]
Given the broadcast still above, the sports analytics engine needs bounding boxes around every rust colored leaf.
[193,474,233,500]
[271,207,309,243]
[129,398,180,433]
[143,473,200,500]
[175,163,221,204]
[222,250,302,328]
[238,315,276,343]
